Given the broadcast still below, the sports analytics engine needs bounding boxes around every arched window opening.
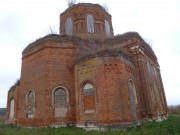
[27,91,35,118]
[83,83,95,113]
[128,80,137,119]
[153,66,157,76]
[105,20,110,36]
[54,88,67,108]
[65,17,73,35]
[150,64,154,75]
[9,99,15,120]
[147,61,151,73]
[83,83,93,96]
[53,87,68,117]
[87,15,94,33]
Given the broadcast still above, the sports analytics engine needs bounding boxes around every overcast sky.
[0,0,180,108]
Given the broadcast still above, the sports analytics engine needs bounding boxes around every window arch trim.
[26,90,35,118]
[9,98,15,120]
[128,79,137,102]
[81,81,96,114]
[105,20,111,36]
[128,79,138,119]
[65,16,73,35]
[87,14,94,33]
[52,86,69,108]
[81,81,94,96]
[26,90,36,106]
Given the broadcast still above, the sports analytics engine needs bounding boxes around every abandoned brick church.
[6,3,167,127]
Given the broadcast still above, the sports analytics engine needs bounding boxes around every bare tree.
[47,25,57,34]
[102,3,109,12]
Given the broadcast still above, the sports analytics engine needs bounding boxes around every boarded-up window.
[9,99,15,120]
[83,83,95,112]
[128,80,137,119]
[87,15,94,33]
[105,20,110,36]
[65,17,73,35]
[83,83,93,96]
[54,88,67,108]
[27,91,35,117]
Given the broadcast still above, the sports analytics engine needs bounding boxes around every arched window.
[9,99,15,120]
[87,15,94,33]
[27,91,35,118]
[83,83,95,113]
[153,66,157,76]
[105,20,110,36]
[83,83,93,96]
[53,87,68,117]
[54,88,67,108]
[65,17,73,35]
[128,80,137,119]
[151,64,154,74]
[147,61,151,73]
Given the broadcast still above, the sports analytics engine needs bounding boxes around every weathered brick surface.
[60,3,113,40]
[15,43,76,126]
[6,3,167,127]
[75,57,139,125]
[5,85,19,124]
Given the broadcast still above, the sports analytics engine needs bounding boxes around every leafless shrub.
[102,3,109,12]
[9,79,20,91]
[47,26,57,35]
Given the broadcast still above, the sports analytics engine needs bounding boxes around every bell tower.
[59,3,114,39]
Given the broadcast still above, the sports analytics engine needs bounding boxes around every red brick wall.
[5,35,167,127]
[17,43,76,127]
[75,57,138,126]
[5,3,167,127]
[122,38,168,118]
[60,3,113,39]
[6,37,168,127]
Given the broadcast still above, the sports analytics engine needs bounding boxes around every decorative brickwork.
[6,3,167,127]
[60,3,113,39]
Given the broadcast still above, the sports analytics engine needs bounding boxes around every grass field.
[0,115,180,135]
[0,116,5,124]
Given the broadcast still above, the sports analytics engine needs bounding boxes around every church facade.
[6,3,167,127]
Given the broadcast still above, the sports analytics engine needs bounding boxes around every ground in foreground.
[0,115,180,135]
